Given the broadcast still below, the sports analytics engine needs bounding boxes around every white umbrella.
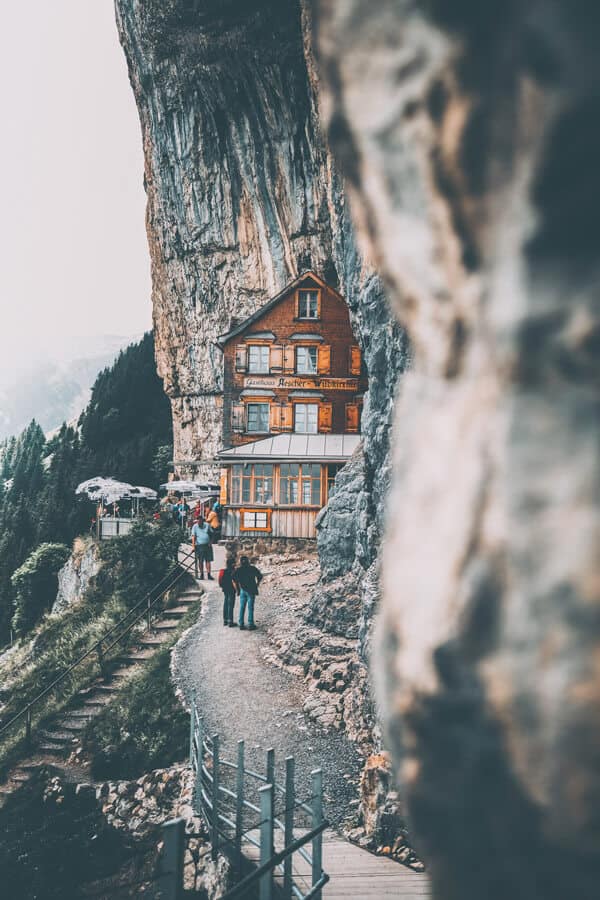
[160,480,204,494]
[128,486,158,500]
[76,477,135,505]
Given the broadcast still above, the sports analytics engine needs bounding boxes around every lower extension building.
[216,272,367,538]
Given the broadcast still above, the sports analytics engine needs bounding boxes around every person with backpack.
[206,503,222,542]
[218,556,238,626]
[234,556,263,630]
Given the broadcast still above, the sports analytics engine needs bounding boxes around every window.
[247,403,270,433]
[279,463,321,506]
[298,290,319,319]
[231,464,273,505]
[327,464,343,498]
[296,346,318,374]
[240,509,272,532]
[294,403,318,434]
[248,345,270,374]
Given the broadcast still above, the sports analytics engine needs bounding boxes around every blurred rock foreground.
[116,1,599,897]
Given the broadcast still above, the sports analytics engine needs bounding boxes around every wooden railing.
[190,697,329,900]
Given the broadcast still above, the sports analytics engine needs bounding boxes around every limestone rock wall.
[53,538,100,616]
[115,0,408,756]
[311,1,600,897]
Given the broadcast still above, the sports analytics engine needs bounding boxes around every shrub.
[11,543,71,636]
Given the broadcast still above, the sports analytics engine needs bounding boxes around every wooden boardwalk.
[245,830,430,899]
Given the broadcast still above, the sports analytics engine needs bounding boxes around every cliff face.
[312,1,600,897]
[115,0,407,764]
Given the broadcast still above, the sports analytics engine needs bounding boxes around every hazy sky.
[0,1,151,380]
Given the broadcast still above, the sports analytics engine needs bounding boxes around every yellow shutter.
[270,344,283,373]
[219,468,228,505]
[318,403,333,433]
[231,402,246,432]
[235,345,248,372]
[345,403,360,433]
[283,345,295,374]
[349,345,362,376]
[317,344,331,374]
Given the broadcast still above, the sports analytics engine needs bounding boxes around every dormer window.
[297,289,320,319]
[248,345,270,374]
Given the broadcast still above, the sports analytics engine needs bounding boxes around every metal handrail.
[0,545,196,741]
[190,705,328,900]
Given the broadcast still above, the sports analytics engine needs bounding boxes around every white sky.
[0,1,151,379]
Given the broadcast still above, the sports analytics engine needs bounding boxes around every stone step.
[59,718,90,733]
[116,651,154,664]
[153,621,179,632]
[68,708,98,719]
[39,729,76,743]
[163,607,190,617]
[36,743,68,756]
[94,684,121,694]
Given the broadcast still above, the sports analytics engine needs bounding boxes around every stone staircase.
[0,584,203,804]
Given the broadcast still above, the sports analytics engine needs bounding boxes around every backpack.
[218,568,226,588]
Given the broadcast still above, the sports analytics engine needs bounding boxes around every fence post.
[25,706,32,745]
[158,818,185,900]
[259,784,274,900]
[194,716,204,818]
[235,740,245,874]
[211,733,220,861]
[311,769,323,900]
[189,694,196,767]
[96,641,106,681]
[147,596,152,631]
[283,756,295,900]
[266,746,275,854]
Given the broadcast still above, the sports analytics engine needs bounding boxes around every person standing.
[191,517,214,580]
[206,503,222,542]
[234,556,263,630]
[219,556,238,626]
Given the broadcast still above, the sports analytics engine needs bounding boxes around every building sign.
[243,376,358,391]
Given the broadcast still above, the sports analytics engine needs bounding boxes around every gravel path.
[172,551,363,830]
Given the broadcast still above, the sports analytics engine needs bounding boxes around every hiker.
[234,555,263,630]
[192,500,203,522]
[219,556,238,627]
[206,503,221,543]
[191,517,213,580]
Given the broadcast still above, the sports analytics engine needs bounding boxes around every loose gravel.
[172,567,363,830]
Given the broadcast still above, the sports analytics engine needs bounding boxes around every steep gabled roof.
[216,271,343,348]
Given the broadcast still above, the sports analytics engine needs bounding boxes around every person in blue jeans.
[234,556,263,630]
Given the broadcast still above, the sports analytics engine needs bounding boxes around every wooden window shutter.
[270,344,284,373]
[345,403,360,433]
[280,403,294,431]
[219,468,228,505]
[349,345,362,376]
[318,402,333,433]
[283,345,295,374]
[270,404,283,432]
[235,345,248,373]
[317,345,331,374]
[231,402,246,432]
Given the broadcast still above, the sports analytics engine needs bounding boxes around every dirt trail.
[172,548,364,829]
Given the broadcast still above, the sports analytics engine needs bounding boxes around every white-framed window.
[296,346,318,374]
[298,290,319,319]
[248,345,270,374]
[279,463,321,506]
[294,403,318,434]
[247,403,270,433]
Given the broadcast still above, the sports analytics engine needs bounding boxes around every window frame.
[294,402,319,434]
[278,462,322,508]
[247,344,271,374]
[295,345,318,375]
[230,463,274,506]
[297,289,321,320]
[246,402,271,434]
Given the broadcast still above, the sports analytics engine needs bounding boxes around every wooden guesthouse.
[216,272,367,539]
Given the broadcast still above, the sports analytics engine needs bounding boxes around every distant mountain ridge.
[0,335,140,440]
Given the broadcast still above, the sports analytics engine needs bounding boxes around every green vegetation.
[0,332,172,643]
[11,543,71,636]
[84,604,198,781]
[0,523,182,777]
